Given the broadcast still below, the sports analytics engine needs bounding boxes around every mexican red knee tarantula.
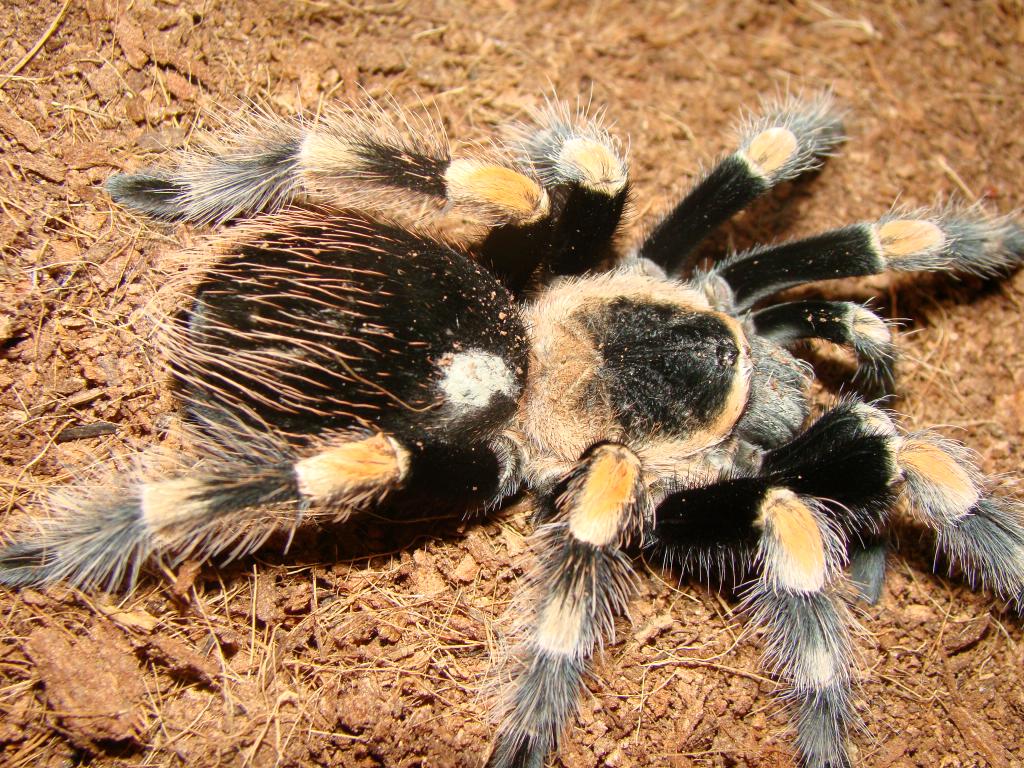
[2,93,1023,768]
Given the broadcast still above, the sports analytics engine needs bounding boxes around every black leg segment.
[718,225,881,310]
[707,208,1024,312]
[653,401,900,569]
[638,94,845,275]
[750,300,895,386]
[638,155,768,274]
[480,102,631,291]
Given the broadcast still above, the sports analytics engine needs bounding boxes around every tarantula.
[2,93,1023,768]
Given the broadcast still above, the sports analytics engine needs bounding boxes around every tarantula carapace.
[2,94,1023,768]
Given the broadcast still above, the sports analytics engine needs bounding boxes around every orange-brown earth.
[1,1,1023,766]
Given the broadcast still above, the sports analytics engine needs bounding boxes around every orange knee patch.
[566,445,642,548]
[444,159,549,225]
[899,438,979,516]
[558,136,627,195]
[742,127,798,177]
[877,219,945,259]
[758,488,827,592]
[295,433,409,504]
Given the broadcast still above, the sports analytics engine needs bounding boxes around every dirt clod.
[25,624,146,747]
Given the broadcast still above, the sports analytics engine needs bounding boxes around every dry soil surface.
[1,1,1023,767]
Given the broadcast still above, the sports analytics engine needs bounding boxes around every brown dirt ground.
[2,1,1024,767]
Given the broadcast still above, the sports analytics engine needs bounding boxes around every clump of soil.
[1,1,1022,767]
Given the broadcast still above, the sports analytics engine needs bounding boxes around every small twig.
[0,0,74,91]
[54,422,120,443]
[934,155,976,200]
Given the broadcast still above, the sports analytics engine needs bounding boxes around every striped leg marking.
[896,433,1024,607]
[0,430,410,591]
[653,477,853,768]
[748,585,855,768]
[709,206,1024,311]
[750,490,854,768]
[488,443,648,768]
[107,102,549,228]
[638,93,845,274]
[481,101,631,289]
[294,432,409,507]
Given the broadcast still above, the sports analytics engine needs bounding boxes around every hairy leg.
[108,100,549,229]
[700,206,1024,312]
[488,442,648,768]
[650,400,1024,765]
[637,93,845,275]
[481,100,631,290]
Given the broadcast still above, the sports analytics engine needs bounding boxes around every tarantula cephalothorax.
[2,94,1024,768]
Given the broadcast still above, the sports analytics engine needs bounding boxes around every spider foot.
[897,433,1024,608]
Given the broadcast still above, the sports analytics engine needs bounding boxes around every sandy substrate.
[1,1,1023,766]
